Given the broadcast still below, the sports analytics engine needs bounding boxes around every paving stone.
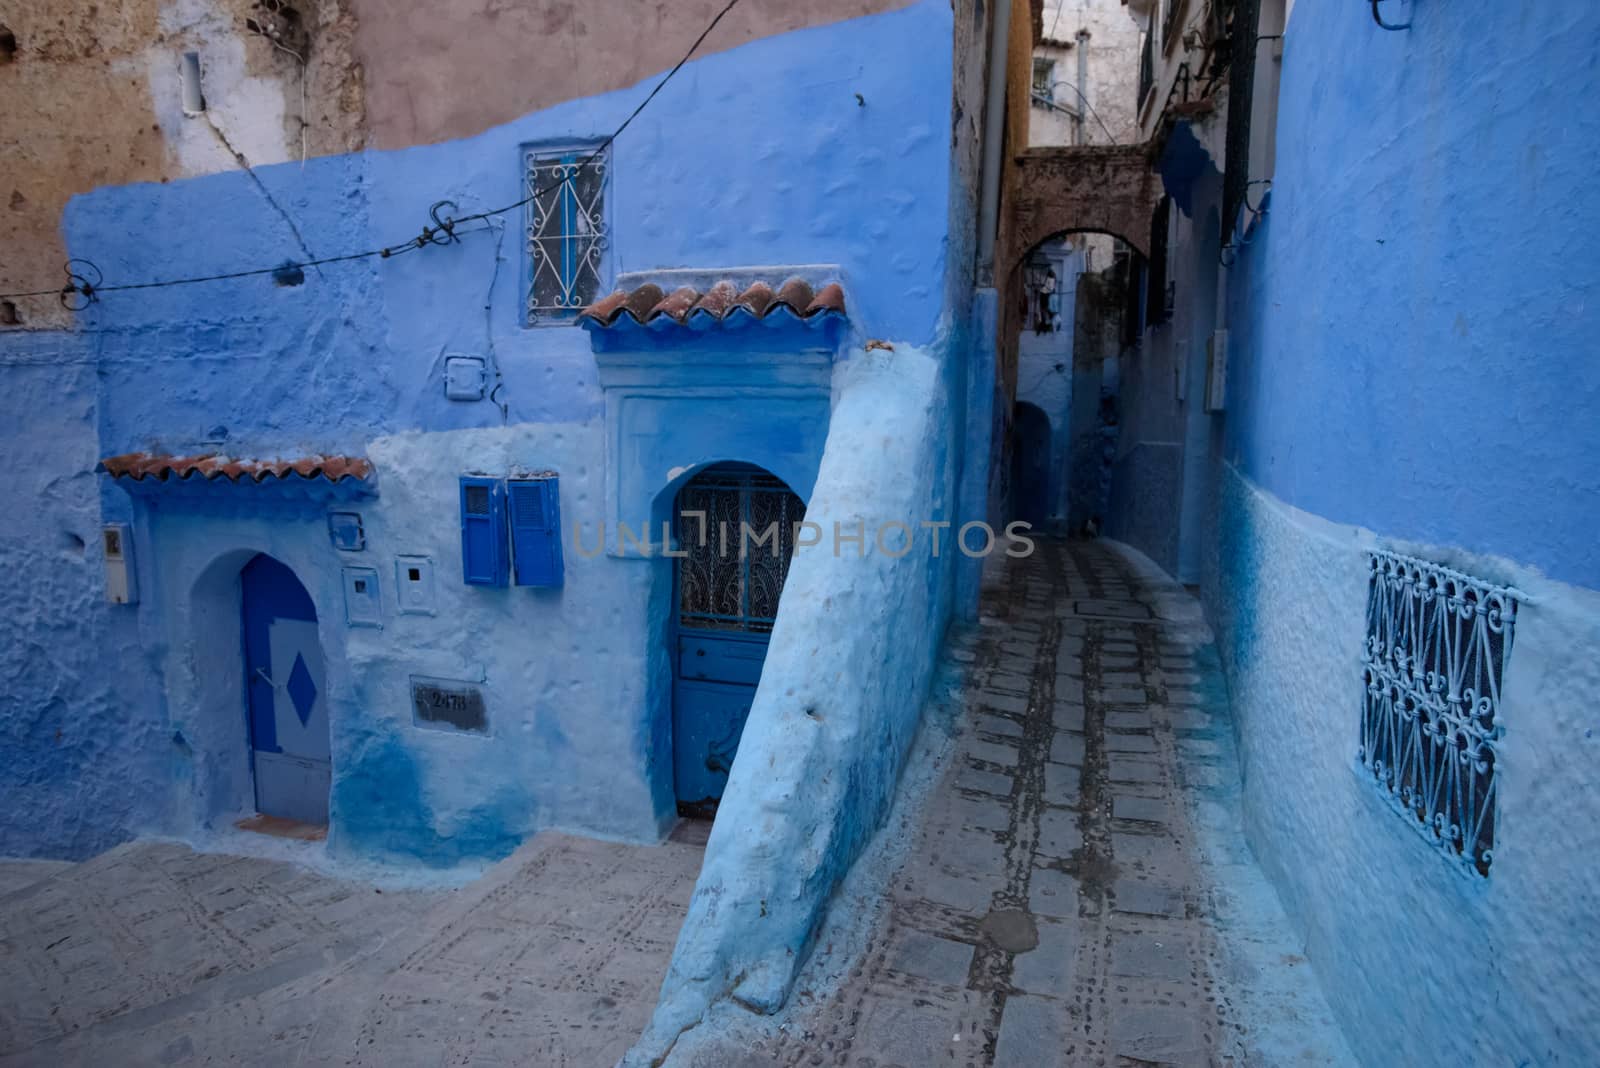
[1101,686,1148,704]
[988,673,1032,694]
[940,830,1006,873]
[1108,1003,1209,1066]
[887,929,975,986]
[1111,832,1184,870]
[994,995,1071,1068]
[965,738,1020,767]
[1057,636,1085,657]
[1179,737,1222,758]
[1105,732,1157,754]
[950,798,1011,834]
[1052,703,1086,732]
[1100,653,1139,669]
[1011,917,1080,997]
[1043,763,1080,805]
[908,864,1001,913]
[1112,880,1186,919]
[975,712,1024,737]
[997,655,1035,676]
[1111,795,1168,823]
[1162,708,1212,732]
[1106,709,1153,731]
[1049,732,1085,766]
[1028,865,1079,919]
[979,693,1029,716]
[1166,688,1202,706]
[1159,656,1194,670]
[956,766,1014,798]
[1106,756,1163,784]
[854,991,985,1064]
[1054,677,1084,702]
[1162,670,1202,686]
[1102,671,1145,686]
[1035,808,1084,860]
[1108,931,1191,981]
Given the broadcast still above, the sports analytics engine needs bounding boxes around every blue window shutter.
[509,477,564,587]
[460,476,508,587]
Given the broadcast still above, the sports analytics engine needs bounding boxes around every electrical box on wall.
[444,355,487,401]
[395,555,436,614]
[342,566,382,627]
[328,511,365,551]
[103,523,137,604]
[460,476,509,586]
[508,476,564,587]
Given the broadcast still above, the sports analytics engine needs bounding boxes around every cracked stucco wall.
[0,0,366,328]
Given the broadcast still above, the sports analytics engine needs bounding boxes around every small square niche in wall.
[342,566,382,627]
[328,511,365,551]
[395,555,436,615]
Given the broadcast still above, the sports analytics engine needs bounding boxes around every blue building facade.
[1109,0,1600,1063]
[0,0,991,897]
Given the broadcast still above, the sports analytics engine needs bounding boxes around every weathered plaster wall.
[1193,0,1600,1061]
[1221,0,1600,590]
[0,0,961,865]
[0,337,163,860]
[629,335,960,1062]
[1029,0,1143,148]
[348,0,916,151]
[0,0,912,330]
[1202,464,1600,1065]
[1109,160,1220,582]
[0,0,366,328]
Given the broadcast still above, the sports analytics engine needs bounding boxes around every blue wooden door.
[672,466,804,818]
[242,554,330,825]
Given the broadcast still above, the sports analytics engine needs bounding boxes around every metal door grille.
[1359,551,1517,876]
[676,467,805,634]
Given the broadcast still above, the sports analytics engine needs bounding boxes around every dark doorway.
[671,463,805,819]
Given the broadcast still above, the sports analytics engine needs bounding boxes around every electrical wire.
[1,0,743,309]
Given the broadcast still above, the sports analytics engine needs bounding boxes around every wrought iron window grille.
[675,468,805,635]
[1359,551,1519,877]
[525,145,609,325]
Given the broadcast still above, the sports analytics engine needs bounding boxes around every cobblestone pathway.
[0,832,704,1066]
[672,538,1353,1067]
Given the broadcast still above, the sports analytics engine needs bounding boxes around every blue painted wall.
[1222,0,1600,590]
[1194,0,1600,1062]
[0,0,969,865]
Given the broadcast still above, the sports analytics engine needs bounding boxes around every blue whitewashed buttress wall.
[0,0,964,864]
[1200,0,1600,1062]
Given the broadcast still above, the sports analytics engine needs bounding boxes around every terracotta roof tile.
[99,452,372,484]
[579,277,846,328]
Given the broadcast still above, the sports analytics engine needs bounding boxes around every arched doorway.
[1010,401,1053,528]
[241,554,330,825]
[671,463,805,819]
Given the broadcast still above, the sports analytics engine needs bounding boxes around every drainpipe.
[976,0,1013,285]
[1075,29,1089,145]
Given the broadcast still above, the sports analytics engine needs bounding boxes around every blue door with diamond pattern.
[242,554,330,825]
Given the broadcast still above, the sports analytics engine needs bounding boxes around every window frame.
[523,141,611,327]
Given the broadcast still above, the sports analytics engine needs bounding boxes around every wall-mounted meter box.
[103,523,137,605]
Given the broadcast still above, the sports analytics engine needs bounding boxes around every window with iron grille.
[524,145,609,324]
[1359,551,1518,876]
[1032,57,1055,99]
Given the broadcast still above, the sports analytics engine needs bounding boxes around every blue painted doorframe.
[671,464,805,818]
[241,554,331,825]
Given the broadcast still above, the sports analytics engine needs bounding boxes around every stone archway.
[1001,144,1163,272]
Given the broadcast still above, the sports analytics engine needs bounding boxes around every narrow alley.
[671,538,1353,1066]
